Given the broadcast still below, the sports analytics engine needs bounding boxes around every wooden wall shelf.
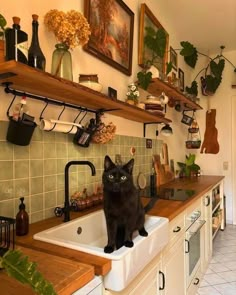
[0,61,171,124]
[147,78,202,111]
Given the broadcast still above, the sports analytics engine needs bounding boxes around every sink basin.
[34,209,169,291]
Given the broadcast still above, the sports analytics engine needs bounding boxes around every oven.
[185,209,206,288]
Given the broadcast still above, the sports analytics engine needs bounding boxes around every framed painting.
[178,68,185,92]
[138,3,169,77]
[84,0,134,76]
[170,46,177,71]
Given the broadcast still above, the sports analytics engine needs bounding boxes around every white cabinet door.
[161,236,185,295]
[105,256,162,295]
[201,192,212,271]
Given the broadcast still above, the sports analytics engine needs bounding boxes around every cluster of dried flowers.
[44,9,91,49]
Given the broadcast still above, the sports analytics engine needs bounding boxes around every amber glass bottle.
[16,197,29,236]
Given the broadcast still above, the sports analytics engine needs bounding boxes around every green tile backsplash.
[0,121,163,223]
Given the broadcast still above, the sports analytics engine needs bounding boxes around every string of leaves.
[0,249,57,295]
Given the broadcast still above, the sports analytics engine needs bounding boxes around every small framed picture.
[178,68,185,92]
[108,87,117,99]
[170,46,177,71]
[146,138,152,149]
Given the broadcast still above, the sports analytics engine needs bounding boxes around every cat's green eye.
[121,176,127,181]
[108,174,114,179]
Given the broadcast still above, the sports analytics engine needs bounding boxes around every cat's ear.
[123,159,134,174]
[104,155,116,171]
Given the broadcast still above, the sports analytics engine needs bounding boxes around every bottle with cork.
[28,14,46,70]
[5,16,28,64]
[16,197,29,236]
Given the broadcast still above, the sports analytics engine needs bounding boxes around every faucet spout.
[64,161,96,222]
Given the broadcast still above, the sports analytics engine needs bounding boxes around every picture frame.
[84,0,134,76]
[170,46,177,71]
[108,87,117,99]
[146,138,152,149]
[178,68,185,92]
[138,3,169,77]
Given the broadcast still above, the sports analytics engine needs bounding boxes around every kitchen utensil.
[161,143,175,181]
[153,144,175,186]
[137,172,147,189]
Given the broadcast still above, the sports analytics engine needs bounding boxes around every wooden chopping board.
[0,246,94,295]
[153,143,175,186]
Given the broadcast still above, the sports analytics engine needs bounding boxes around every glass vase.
[51,43,73,81]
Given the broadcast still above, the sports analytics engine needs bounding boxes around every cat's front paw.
[139,228,148,237]
[124,240,134,248]
[104,245,114,253]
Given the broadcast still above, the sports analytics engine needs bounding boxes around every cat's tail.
[144,197,158,213]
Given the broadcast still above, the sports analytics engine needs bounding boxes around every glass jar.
[51,43,73,81]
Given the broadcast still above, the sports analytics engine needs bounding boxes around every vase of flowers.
[126,83,139,105]
[44,9,91,81]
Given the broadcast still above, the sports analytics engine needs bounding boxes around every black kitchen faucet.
[64,160,96,222]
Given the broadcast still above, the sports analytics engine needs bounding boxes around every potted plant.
[137,27,172,90]
[177,153,200,177]
[126,83,140,105]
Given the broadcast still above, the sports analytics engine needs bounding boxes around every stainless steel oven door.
[185,220,206,287]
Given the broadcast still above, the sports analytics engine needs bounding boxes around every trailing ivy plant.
[0,249,57,295]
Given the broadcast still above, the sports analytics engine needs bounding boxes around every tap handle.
[54,207,64,217]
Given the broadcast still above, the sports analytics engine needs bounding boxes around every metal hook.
[48,104,66,132]
[63,110,83,134]
[6,94,17,119]
[39,99,49,121]
[79,110,88,124]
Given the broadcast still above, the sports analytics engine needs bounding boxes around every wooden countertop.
[3,175,224,294]
[1,247,94,295]
[142,175,224,221]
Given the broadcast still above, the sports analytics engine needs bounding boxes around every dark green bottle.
[28,14,46,70]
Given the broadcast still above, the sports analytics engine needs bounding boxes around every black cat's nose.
[113,183,120,192]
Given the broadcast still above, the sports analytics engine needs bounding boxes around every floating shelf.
[0,61,171,124]
[147,78,202,111]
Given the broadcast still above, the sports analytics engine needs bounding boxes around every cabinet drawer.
[168,213,185,246]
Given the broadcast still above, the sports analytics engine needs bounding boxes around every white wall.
[1,0,236,222]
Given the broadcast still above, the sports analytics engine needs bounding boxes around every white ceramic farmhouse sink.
[34,209,169,291]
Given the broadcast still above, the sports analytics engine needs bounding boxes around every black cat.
[102,155,154,254]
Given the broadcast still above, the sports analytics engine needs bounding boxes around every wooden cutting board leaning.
[153,143,175,186]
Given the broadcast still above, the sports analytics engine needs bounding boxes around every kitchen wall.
[0,120,163,222]
[0,1,236,223]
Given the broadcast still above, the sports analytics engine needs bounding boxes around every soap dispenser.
[16,197,29,236]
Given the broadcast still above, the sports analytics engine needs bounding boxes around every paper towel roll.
[40,119,80,134]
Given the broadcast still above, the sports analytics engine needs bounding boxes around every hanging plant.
[180,44,235,96]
